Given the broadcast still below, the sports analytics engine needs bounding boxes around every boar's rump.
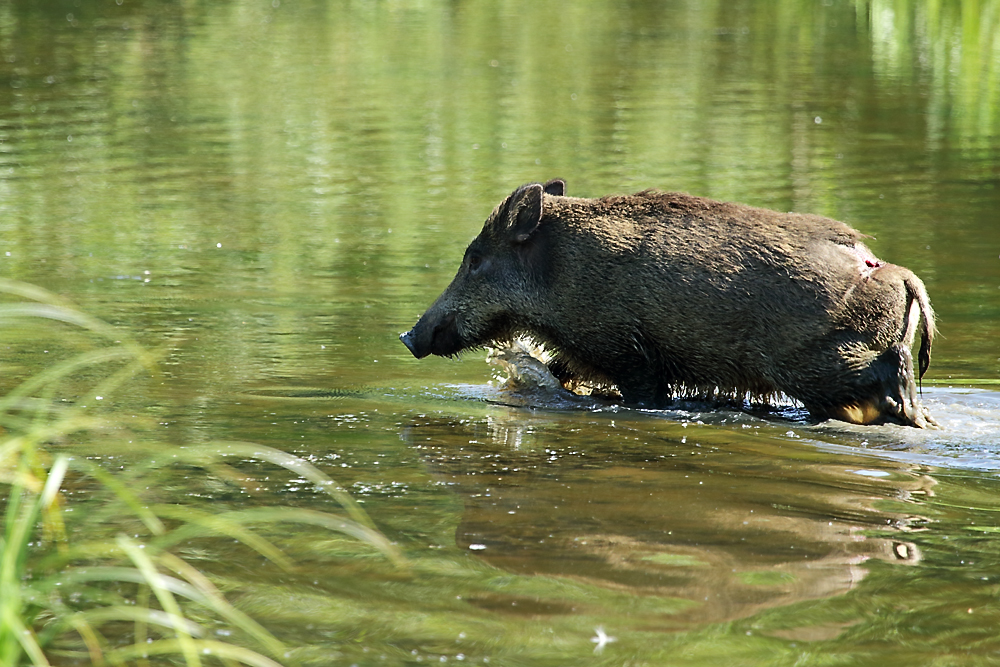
[400,180,936,428]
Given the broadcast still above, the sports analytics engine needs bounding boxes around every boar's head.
[400,179,565,359]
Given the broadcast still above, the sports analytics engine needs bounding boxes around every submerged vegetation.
[0,279,403,666]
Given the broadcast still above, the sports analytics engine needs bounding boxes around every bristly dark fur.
[401,181,937,428]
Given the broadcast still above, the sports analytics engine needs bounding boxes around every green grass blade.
[0,348,137,416]
[3,461,49,586]
[158,552,292,664]
[116,536,202,667]
[188,441,376,530]
[39,456,68,511]
[0,278,82,310]
[1,607,50,667]
[218,506,406,568]
[71,606,205,636]
[0,303,123,342]
[151,505,296,571]
[72,459,166,536]
[150,505,405,567]
[0,279,156,378]
[106,638,287,667]
[64,616,113,667]
[55,567,205,601]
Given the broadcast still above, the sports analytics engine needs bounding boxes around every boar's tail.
[904,273,935,381]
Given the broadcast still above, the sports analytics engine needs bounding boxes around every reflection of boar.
[400,181,936,427]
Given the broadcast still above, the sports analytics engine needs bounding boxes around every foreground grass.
[0,279,404,666]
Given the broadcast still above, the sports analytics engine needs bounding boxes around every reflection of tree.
[867,0,999,150]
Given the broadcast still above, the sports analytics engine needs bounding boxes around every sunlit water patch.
[807,388,1000,470]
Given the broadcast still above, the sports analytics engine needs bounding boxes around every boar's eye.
[467,253,484,274]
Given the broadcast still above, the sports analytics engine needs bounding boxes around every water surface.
[2,0,1000,664]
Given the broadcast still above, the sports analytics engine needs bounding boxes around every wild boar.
[400,180,936,428]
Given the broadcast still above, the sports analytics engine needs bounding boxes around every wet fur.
[402,182,936,428]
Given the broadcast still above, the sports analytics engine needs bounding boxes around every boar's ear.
[508,183,544,244]
[543,179,566,196]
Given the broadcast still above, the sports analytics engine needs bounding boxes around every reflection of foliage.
[0,279,403,666]
[0,0,996,385]
[866,0,1000,145]
[0,0,996,264]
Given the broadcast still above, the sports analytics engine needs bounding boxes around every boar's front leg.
[545,344,676,407]
[604,348,681,408]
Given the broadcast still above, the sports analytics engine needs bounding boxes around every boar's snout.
[398,329,425,359]
[399,311,462,359]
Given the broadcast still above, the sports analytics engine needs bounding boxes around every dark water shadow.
[399,408,933,629]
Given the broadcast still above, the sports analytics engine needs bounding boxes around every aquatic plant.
[0,279,403,666]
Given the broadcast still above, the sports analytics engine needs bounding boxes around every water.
[2,0,1000,664]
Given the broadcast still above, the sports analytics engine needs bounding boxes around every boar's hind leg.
[830,343,934,428]
[828,275,937,429]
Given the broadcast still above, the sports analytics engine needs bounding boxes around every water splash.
[485,339,606,409]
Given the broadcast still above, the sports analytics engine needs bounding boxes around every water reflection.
[1,0,999,661]
[403,408,934,627]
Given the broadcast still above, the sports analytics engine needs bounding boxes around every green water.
[2,0,1000,664]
